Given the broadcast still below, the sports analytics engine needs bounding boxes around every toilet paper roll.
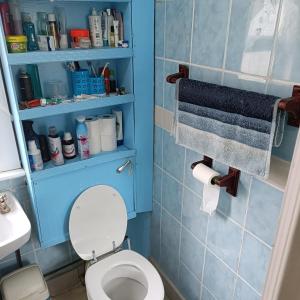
[192,163,221,216]
[100,114,116,136]
[101,135,117,152]
[85,117,102,155]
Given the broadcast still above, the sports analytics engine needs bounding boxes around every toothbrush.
[87,61,97,77]
[101,62,109,77]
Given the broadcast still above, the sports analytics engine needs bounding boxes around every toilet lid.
[69,185,127,260]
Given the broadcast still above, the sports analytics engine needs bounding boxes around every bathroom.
[0,0,300,299]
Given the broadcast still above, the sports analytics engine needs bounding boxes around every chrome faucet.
[0,193,10,214]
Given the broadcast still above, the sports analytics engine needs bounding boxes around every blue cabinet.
[0,0,154,248]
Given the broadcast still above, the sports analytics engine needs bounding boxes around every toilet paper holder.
[191,156,241,197]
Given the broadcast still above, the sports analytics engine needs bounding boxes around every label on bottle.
[49,137,64,165]
[77,135,90,159]
[29,153,43,171]
[63,143,76,158]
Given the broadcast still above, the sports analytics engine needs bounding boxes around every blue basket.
[71,70,90,96]
[89,77,105,95]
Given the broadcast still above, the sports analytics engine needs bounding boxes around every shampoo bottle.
[101,11,109,47]
[22,13,39,51]
[76,116,90,160]
[106,9,114,47]
[28,140,43,171]
[48,126,64,165]
[89,8,103,48]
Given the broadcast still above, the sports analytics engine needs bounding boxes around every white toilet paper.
[99,114,117,152]
[192,163,221,216]
[85,117,102,155]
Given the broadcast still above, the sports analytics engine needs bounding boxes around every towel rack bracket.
[191,155,212,169]
[166,65,189,84]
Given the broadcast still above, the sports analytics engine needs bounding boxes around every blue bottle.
[22,13,39,51]
[76,116,90,160]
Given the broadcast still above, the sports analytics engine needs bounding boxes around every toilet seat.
[85,250,164,300]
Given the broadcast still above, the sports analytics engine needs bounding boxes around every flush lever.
[116,160,132,174]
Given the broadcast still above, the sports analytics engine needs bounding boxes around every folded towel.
[175,79,286,178]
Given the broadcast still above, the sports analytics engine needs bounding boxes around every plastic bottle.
[28,140,43,171]
[48,13,59,49]
[101,11,109,47]
[55,7,68,49]
[109,25,115,48]
[19,70,34,102]
[8,0,23,35]
[62,132,76,159]
[38,135,50,162]
[76,116,90,160]
[0,3,12,36]
[37,12,48,35]
[22,13,39,51]
[48,126,64,166]
[106,9,114,47]
[89,8,103,48]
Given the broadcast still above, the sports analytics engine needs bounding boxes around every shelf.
[259,156,291,192]
[31,145,136,181]
[18,94,134,120]
[7,48,133,65]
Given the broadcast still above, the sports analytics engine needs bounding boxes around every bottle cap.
[76,115,85,123]
[28,140,37,152]
[48,126,57,136]
[48,13,56,22]
[91,8,98,16]
[64,132,72,141]
[106,8,111,15]
[22,13,32,23]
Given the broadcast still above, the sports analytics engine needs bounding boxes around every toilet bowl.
[69,185,164,300]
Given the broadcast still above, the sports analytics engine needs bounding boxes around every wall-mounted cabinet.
[0,0,154,248]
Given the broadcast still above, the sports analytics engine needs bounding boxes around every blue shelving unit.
[19,94,134,120]
[0,0,154,248]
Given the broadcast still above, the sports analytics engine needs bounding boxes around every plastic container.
[89,77,105,95]
[48,126,64,166]
[8,0,22,35]
[44,80,68,99]
[89,8,103,48]
[70,29,90,49]
[48,13,59,49]
[28,140,43,171]
[0,3,12,36]
[71,70,90,95]
[22,13,39,51]
[6,35,27,53]
[76,116,90,160]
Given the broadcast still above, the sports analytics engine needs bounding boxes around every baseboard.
[149,257,186,300]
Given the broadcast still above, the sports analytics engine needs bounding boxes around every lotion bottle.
[48,126,64,165]
[76,116,90,160]
[106,9,114,47]
[89,8,103,48]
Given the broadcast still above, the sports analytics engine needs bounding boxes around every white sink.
[0,192,31,260]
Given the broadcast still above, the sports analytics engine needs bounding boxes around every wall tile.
[234,278,261,300]
[165,0,193,61]
[239,233,272,293]
[154,125,163,167]
[155,59,164,107]
[246,179,283,246]
[192,0,230,68]
[178,263,201,300]
[226,0,279,76]
[272,0,300,82]
[160,209,181,285]
[151,200,161,262]
[223,73,267,93]
[184,149,204,196]
[190,66,222,85]
[162,173,182,220]
[155,0,165,57]
[162,130,185,181]
[153,164,162,203]
[182,188,208,243]
[207,214,243,270]
[180,227,205,280]
[164,60,178,112]
[203,251,236,300]
[201,286,217,300]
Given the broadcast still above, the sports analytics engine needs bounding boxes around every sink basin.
[0,192,31,260]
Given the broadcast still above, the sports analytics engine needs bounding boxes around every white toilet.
[69,185,164,300]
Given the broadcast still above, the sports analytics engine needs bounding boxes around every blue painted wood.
[132,0,154,212]
[19,94,134,120]
[31,146,136,181]
[33,157,136,248]
[8,48,133,65]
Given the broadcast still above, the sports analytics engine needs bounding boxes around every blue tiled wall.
[0,176,151,278]
[152,0,298,299]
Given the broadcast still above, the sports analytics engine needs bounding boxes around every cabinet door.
[33,157,135,248]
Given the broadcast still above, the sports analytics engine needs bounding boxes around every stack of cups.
[100,114,117,151]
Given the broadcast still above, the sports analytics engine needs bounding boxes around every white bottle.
[106,9,114,47]
[101,11,109,47]
[48,126,64,166]
[89,8,103,48]
[28,140,43,171]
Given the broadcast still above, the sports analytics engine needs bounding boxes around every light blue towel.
[175,79,286,178]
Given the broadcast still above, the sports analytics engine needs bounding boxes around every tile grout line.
[162,0,167,108]
[177,148,187,281]
[159,120,164,262]
[231,176,253,299]
[188,0,196,66]
[264,0,284,94]
[221,0,233,85]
